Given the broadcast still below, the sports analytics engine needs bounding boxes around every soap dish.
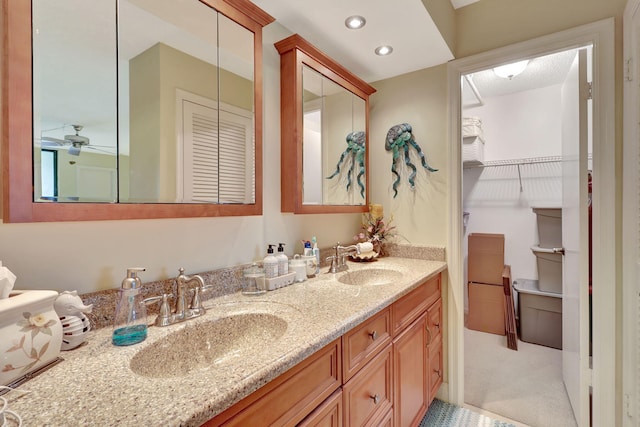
[264,272,296,291]
[350,251,379,262]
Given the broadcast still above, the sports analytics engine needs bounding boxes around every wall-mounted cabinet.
[275,34,376,214]
[2,0,273,222]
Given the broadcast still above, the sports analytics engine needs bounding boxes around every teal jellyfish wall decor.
[385,123,438,198]
[326,131,366,198]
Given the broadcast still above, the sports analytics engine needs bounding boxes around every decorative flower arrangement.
[354,204,396,257]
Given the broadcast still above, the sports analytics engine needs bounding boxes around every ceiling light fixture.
[345,15,366,30]
[493,60,529,80]
[375,45,393,56]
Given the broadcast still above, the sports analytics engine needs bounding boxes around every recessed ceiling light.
[375,45,393,56]
[345,15,366,30]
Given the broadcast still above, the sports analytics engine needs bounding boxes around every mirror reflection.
[302,65,367,206]
[32,0,255,204]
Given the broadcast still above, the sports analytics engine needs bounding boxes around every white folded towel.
[356,242,374,253]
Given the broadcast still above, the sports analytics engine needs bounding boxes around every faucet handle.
[190,285,213,315]
[143,293,174,327]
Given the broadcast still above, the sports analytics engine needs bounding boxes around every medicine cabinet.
[1,0,273,222]
[275,34,376,214]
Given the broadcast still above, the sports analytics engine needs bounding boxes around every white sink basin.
[337,268,403,286]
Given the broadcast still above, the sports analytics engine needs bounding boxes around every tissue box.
[1,290,62,386]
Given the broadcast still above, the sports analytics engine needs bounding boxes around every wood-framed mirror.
[1,0,273,223]
[275,34,376,214]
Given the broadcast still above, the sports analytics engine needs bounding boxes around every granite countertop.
[5,257,446,426]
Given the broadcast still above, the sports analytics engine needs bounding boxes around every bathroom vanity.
[5,257,446,426]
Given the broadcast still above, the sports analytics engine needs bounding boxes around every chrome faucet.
[326,242,361,273]
[144,267,209,327]
[174,267,204,321]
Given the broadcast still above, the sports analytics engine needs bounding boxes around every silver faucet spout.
[174,267,205,321]
[328,243,361,273]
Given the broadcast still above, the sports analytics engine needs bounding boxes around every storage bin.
[531,246,562,294]
[532,207,562,249]
[462,136,485,164]
[513,279,562,349]
[467,281,506,336]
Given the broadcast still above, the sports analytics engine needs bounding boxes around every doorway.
[460,46,590,427]
[446,18,616,427]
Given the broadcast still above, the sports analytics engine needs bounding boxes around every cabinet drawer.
[207,339,342,427]
[392,273,441,335]
[298,389,342,427]
[342,307,391,381]
[427,298,442,349]
[343,345,393,427]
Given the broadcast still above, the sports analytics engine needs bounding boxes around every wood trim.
[274,34,376,97]
[2,0,269,222]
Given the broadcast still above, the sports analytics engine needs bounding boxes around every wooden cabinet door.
[426,299,443,405]
[393,312,428,427]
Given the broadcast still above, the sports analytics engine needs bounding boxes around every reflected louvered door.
[181,99,253,204]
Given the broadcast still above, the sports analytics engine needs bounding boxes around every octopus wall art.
[385,123,438,198]
[326,131,366,199]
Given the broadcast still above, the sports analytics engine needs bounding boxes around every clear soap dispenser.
[112,267,148,346]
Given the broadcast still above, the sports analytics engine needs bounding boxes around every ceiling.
[251,0,455,83]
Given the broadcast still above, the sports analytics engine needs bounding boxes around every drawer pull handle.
[426,326,432,345]
[368,330,378,340]
[434,368,442,378]
[370,394,380,404]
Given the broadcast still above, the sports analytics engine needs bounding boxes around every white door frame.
[623,0,639,425]
[447,18,616,425]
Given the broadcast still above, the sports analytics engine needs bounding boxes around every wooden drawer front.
[298,389,343,427]
[343,345,393,427]
[342,308,391,381]
[427,335,443,404]
[427,298,442,350]
[392,273,441,335]
[211,339,342,427]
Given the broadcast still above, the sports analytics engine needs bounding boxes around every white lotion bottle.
[263,244,278,279]
[312,236,320,275]
[276,243,289,276]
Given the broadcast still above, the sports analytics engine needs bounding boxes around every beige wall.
[0,22,359,294]
[455,0,626,58]
[369,65,449,247]
[0,1,627,299]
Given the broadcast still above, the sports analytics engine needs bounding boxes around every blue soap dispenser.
[112,267,148,346]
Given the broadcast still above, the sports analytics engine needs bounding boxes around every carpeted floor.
[464,327,577,427]
[421,399,517,427]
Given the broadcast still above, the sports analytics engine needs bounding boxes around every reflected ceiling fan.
[41,124,113,156]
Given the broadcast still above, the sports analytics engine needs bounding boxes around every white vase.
[0,290,62,386]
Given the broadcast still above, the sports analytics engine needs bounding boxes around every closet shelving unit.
[463,155,591,191]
